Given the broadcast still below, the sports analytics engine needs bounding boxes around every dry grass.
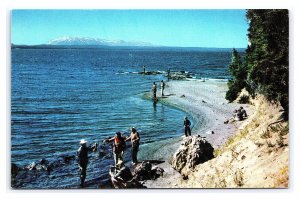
[273,166,289,188]
[175,95,289,188]
[214,128,249,157]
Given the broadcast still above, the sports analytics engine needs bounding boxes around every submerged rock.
[11,163,20,176]
[138,71,163,75]
[168,71,193,80]
[171,135,214,176]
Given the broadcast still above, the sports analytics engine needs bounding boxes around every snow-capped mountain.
[47,37,155,47]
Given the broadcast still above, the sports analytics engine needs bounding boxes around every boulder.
[205,130,215,134]
[11,163,20,176]
[59,154,75,163]
[90,142,98,152]
[39,158,48,165]
[109,166,146,188]
[132,161,164,181]
[171,135,214,176]
[26,162,37,171]
[138,71,163,75]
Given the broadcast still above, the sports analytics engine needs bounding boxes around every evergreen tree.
[225,49,247,102]
[246,9,289,119]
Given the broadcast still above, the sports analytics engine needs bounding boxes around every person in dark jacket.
[77,139,89,187]
[183,116,191,137]
[160,80,165,96]
[152,82,157,99]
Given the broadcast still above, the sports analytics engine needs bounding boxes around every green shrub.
[238,94,250,104]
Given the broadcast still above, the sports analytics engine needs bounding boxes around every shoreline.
[141,79,255,188]
[143,78,254,149]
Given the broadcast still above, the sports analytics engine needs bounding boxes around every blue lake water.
[11,47,235,188]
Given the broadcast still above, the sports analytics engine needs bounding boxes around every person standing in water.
[77,139,89,187]
[104,132,126,166]
[160,80,165,97]
[183,116,191,137]
[125,127,140,165]
[143,66,146,74]
[152,82,157,99]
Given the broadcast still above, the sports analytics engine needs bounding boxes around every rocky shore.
[11,79,288,189]
[143,79,288,188]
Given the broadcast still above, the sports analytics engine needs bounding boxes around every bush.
[226,80,241,102]
[238,95,250,104]
[226,49,248,102]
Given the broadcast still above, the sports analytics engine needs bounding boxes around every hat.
[80,139,88,145]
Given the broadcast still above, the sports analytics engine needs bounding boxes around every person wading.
[183,116,191,137]
[77,139,89,187]
[104,132,126,166]
[125,127,140,165]
[160,80,165,97]
[152,82,157,100]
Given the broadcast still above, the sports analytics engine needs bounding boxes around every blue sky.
[11,10,248,48]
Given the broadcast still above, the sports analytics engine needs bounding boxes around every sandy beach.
[162,79,254,148]
[142,79,255,188]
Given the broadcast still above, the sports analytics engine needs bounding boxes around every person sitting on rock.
[239,106,248,118]
[103,132,126,166]
[235,109,242,121]
[110,160,145,188]
[114,161,133,182]
[235,107,248,121]
[183,116,191,137]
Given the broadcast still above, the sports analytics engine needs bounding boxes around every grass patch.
[261,130,271,139]
[214,128,249,157]
[280,124,289,136]
[267,141,276,148]
[274,166,289,187]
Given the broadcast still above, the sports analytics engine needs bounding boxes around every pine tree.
[246,9,289,119]
[225,49,247,102]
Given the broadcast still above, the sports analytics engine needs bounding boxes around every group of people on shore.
[76,116,192,187]
[224,106,248,124]
[152,80,165,99]
[233,106,248,121]
[77,127,140,187]
[76,80,194,187]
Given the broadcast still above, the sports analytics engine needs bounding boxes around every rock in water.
[171,135,214,176]
[11,163,20,176]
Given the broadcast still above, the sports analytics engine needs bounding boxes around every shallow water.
[11,47,236,188]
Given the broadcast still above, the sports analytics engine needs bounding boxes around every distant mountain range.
[11,37,246,51]
[46,36,156,47]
